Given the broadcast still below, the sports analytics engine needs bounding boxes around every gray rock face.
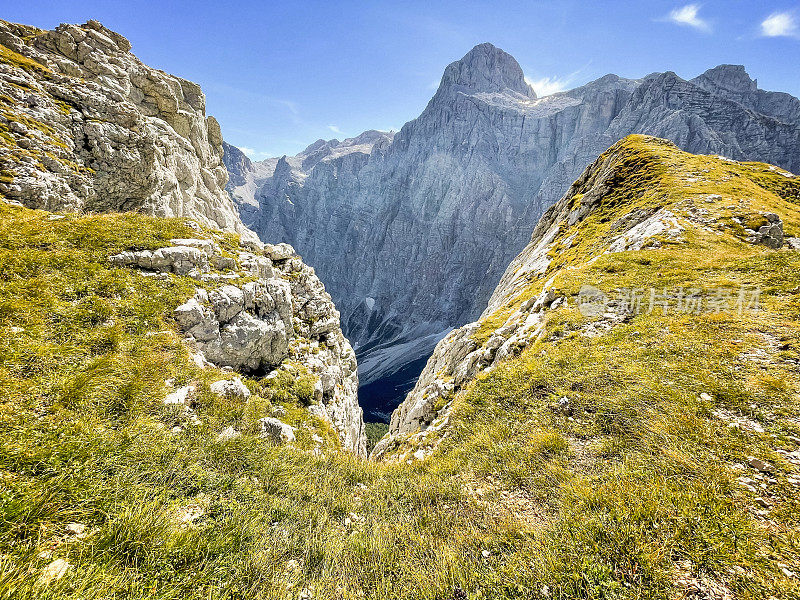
[222,141,253,188]
[745,213,784,248]
[371,137,687,456]
[210,378,251,399]
[0,19,255,241]
[111,236,366,455]
[227,45,800,417]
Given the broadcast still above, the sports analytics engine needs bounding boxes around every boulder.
[109,245,208,275]
[263,243,295,261]
[209,285,245,322]
[164,385,193,406]
[259,417,296,444]
[204,311,288,372]
[209,377,251,399]
[38,559,70,586]
[216,426,241,442]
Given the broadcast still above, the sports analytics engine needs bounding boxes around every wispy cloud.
[664,4,711,32]
[525,76,570,96]
[761,11,798,37]
[327,124,342,134]
[204,82,303,125]
[239,147,274,159]
[523,62,592,97]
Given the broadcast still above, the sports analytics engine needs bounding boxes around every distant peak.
[300,138,337,157]
[691,64,757,94]
[437,43,535,99]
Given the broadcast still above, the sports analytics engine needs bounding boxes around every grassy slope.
[0,135,799,599]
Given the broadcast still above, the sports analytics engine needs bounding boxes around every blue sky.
[7,1,800,158]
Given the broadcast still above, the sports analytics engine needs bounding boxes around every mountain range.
[224,43,800,420]
[4,18,800,598]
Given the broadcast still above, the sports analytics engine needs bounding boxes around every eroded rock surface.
[111,233,365,455]
[0,19,254,240]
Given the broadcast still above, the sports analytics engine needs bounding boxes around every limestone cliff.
[0,19,254,240]
[227,45,800,419]
[373,134,800,457]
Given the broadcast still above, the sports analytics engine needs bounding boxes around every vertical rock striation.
[227,45,800,418]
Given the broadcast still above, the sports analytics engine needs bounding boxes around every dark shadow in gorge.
[357,353,432,423]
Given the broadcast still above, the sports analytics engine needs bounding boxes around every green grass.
[1,136,800,599]
[0,42,49,76]
[364,422,390,455]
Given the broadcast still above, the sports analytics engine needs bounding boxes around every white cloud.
[239,147,273,159]
[525,76,569,97]
[666,4,711,32]
[761,11,798,37]
[327,125,342,134]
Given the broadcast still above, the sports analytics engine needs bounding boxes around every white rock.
[209,378,251,399]
[259,417,296,444]
[169,238,219,255]
[38,558,70,586]
[216,426,241,442]
[164,385,193,406]
[64,523,86,536]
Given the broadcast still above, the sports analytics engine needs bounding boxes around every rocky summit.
[0,19,254,240]
[226,44,800,419]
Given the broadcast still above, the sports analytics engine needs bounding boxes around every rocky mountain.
[227,44,800,420]
[375,134,800,456]
[0,19,254,241]
[0,20,365,454]
[4,18,800,595]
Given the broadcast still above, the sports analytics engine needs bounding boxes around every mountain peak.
[437,42,535,99]
[691,64,757,94]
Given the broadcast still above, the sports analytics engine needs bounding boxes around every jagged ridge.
[0,19,254,240]
[227,46,800,419]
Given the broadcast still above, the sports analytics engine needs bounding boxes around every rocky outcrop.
[0,19,254,240]
[227,45,800,419]
[259,417,296,445]
[372,135,800,457]
[110,232,366,455]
